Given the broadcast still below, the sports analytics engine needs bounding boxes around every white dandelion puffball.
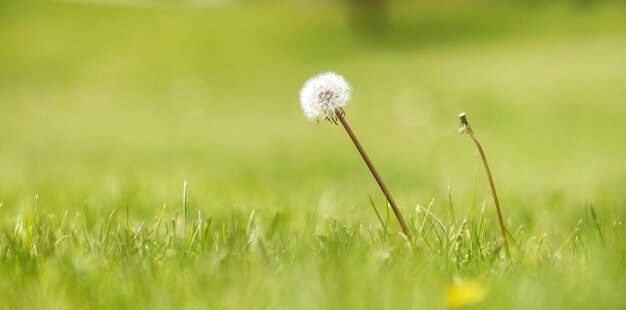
[299,72,351,121]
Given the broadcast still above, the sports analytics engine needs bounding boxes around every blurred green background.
[1,0,625,222]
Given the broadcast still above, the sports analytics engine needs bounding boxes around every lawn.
[0,1,625,308]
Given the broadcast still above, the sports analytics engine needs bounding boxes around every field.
[1,1,625,308]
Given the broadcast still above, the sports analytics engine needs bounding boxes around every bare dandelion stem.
[335,109,411,239]
[459,113,510,258]
[183,180,188,239]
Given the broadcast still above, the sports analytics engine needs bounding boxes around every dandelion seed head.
[299,72,351,121]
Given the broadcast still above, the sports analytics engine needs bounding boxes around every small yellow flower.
[445,279,488,308]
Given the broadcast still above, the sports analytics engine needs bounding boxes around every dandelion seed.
[299,72,351,123]
[299,72,411,238]
[457,112,468,134]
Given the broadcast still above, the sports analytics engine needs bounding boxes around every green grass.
[1,1,626,308]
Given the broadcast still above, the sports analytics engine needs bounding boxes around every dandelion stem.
[335,109,411,238]
[183,180,187,240]
[459,113,510,258]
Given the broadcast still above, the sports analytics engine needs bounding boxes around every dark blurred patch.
[347,0,390,38]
